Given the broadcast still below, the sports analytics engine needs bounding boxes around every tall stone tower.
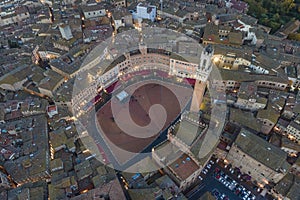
[190,45,214,112]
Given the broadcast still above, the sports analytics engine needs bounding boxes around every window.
[202,59,207,68]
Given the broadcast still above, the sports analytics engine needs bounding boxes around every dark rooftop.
[235,129,290,172]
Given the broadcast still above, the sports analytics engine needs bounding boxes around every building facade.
[59,24,73,40]
[72,44,213,115]
[134,2,156,22]
[286,121,300,143]
[82,5,106,19]
[235,82,267,110]
[152,139,203,191]
[226,129,290,185]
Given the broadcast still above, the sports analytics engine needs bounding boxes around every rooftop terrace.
[172,119,204,146]
[168,153,199,181]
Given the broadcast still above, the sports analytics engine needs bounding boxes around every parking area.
[186,158,264,200]
[212,167,256,200]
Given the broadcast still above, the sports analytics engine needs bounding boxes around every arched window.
[202,59,207,69]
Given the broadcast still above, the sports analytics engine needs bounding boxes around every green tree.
[244,0,299,32]
[288,33,300,41]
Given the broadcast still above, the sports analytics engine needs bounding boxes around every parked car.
[225,182,230,187]
[248,194,256,200]
[229,181,237,190]
[212,189,220,199]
